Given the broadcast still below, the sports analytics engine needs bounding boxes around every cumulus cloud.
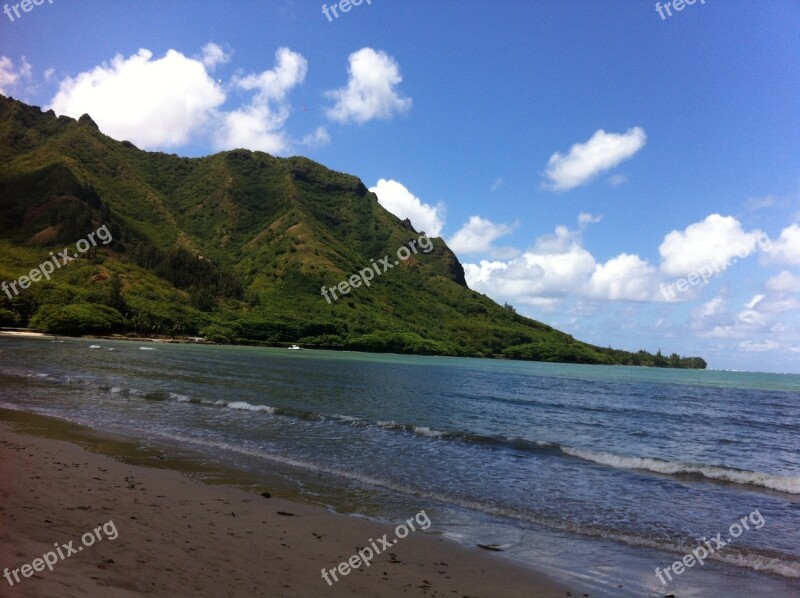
[448,216,514,255]
[763,223,800,266]
[578,212,603,226]
[300,127,331,149]
[50,48,226,148]
[201,42,231,70]
[463,215,659,304]
[658,214,765,277]
[326,48,411,124]
[587,253,657,301]
[543,127,646,191]
[215,47,307,153]
[766,270,800,293]
[0,56,32,95]
[48,45,314,155]
[369,179,444,236]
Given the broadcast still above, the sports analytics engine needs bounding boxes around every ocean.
[1,335,798,597]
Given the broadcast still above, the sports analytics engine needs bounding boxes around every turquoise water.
[1,336,799,597]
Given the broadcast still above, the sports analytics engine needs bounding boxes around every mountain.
[0,95,705,368]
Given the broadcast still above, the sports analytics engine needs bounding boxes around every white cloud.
[448,216,514,255]
[658,214,764,277]
[0,56,32,95]
[326,48,411,124]
[578,212,603,226]
[543,127,646,191]
[743,194,775,212]
[490,178,505,192]
[463,217,658,304]
[694,296,726,320]
[201,42,231,70]
[48,45,311,155]
[740,340,780,352]
[300,127,331,149]
[50,48,226,148]
[215,47,307,154]
[745,294,766,309]
[588,253,657,301]
[608,173,628,187]
[369,179,444,236]
[766,270,800,293]
[763,224,800,266]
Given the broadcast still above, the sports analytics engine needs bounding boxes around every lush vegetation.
[0,95,706,369]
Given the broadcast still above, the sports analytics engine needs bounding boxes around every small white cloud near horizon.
[463,215,659,304]
[448,216,515,255]
[543,126,646,191]
[369,179,444,236]
[326,48,411,124]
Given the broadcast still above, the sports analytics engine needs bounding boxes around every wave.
[227,401,275,413]
[133,390,800,495]
[560,447,800,495]
[7,367,797,497]
[137,429,800,580]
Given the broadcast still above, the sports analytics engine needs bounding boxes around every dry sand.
[0,422,587,597]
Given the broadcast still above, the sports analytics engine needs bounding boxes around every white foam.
[414,426,445,438]
[561,447,800,495]
[226,401,275,413]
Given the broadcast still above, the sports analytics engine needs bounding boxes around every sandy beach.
[0,420,581,598]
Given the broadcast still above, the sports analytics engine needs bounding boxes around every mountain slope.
[0,95,705,368]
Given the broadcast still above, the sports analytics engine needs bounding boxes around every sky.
[1,0,799,373]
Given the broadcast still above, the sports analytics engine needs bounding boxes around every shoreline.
[0,328,707,369]
[0,413,586,597]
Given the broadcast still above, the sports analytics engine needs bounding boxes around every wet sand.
[0,421,584,597]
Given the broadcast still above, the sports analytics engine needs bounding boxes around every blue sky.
[1,0,799,372]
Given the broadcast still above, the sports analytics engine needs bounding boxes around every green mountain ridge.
[0,94,706,368]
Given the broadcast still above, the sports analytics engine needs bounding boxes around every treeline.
[129,244,243,310]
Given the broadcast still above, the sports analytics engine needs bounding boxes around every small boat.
[88,344,101,349]
[288,344,302,350]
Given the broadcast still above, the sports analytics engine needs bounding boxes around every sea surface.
[1,336,799,597]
